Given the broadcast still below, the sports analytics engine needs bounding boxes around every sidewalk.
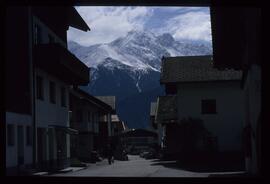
[48,158,111,176]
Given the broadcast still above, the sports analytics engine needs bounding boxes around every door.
[17,126,24,165]
[37,128,47,168]
[48,128,54,168]
[56,130,67,169]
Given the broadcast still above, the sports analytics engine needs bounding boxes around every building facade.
[69,87,113,162]
[120,129,158,154]
[5,6,90,175]
[159,56,245,162]
[210,7,261,175]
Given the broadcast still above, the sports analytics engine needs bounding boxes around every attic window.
[201,99,216,114]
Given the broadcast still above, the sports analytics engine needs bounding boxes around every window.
[26,126,32,146]
[49,81,56,104]
[48,34,55,43]
[36,76,44,100]
[7,124,15,146]
[76,110,83,122]
[201,99,217,114]
[34,24,42,44]
[88,111,91,122]
[92,114,95,130]
[61,87,66,107]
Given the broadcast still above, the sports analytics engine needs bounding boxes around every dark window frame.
[76,110,83,122]
[201,99,217,114]
[49,81,56,104]
[7,124,15,146]
[34,24,42,45]
[48,34,55,43]
[88,111,91,122]
[36,76,44,100]
[92,113,95,131]
[61,87,66,107]
[26,126,32,146]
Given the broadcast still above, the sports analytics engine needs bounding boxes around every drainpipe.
[28,7,37,169]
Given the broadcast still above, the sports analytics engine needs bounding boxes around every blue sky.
[67,6,212,46]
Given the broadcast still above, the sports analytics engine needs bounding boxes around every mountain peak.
[68,30,212,72]
[156,33,175,46]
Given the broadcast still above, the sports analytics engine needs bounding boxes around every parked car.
[140,151,149,158]
[129,148,141,155]
[90,151,102,163]
[144,149,157,159]
[115,150,129,161]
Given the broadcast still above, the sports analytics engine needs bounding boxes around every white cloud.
[67,6,154,46]
[159,10,212,42]
[68,7,212,46]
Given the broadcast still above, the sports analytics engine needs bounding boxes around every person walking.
[107,145,113,165]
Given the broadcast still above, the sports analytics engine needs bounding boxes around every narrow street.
[51,155,245,177]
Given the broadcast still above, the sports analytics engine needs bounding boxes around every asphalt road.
[50,155,221,177]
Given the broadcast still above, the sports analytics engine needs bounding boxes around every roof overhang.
[210,7,261,70]
[70,88,113,113]
[34,43,90,85]
[68,7,90,32]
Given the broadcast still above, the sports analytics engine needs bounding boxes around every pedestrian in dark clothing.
[107,145,113,165]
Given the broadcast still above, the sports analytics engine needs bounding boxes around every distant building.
[120,129,158,154]
[159,55,244,161]
[150,102,157,130]
[155,96,178,156]
[111,115,125,135]
[5,7,90,175]
[95,96,116,138]
[69,87,113,162]
[210,7,261,175]
[95,96,116,113]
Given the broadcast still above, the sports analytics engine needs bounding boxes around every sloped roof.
[95,96,116,110]
[111,114,120,122]
[68,7,90,31]
[155,96,177,124]
[160,55,242,84]
[150,102,157,116]
[70,88,113,113]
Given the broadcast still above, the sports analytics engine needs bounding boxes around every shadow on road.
[150,159,246,174]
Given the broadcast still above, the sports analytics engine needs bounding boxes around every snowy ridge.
[68,30,212,74]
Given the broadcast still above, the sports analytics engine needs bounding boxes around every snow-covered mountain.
[68,30,212,128]
[68,30,212,72]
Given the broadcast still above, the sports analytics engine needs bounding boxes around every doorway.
[17,125,24,166]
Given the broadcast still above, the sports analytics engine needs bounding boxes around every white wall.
[35,69,69,128]
[177,81,244,152]
[6,112,33,167]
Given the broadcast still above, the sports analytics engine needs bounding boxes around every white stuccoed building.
[159,55,244,160]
